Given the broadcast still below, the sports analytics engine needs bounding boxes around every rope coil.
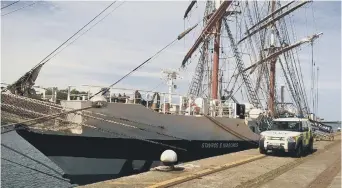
[1,93,188,151]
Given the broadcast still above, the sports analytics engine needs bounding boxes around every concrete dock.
[80,134,341,188]
[329,172,341,188]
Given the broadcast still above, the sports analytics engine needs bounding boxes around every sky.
[1,1,341,121]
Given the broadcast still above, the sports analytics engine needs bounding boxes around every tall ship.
[1,0,322,185]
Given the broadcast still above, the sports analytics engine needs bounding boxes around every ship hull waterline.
[16,127,258,185]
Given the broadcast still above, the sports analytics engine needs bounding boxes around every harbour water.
[1,123,340,188]
[1,131,73,188]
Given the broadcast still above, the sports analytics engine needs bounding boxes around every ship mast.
[182,0,233,100]
[212,0,222,100]
[235,0,322,118]
[268,0,277,117]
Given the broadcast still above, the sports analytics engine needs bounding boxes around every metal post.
[168,76,173,105]
[316,67,319,116]
[67,86,71,101]
[109,90,112,103]
[54,88,58,103]
[219,101,223,117]
[188,97,191,115]
[163,94,166,114]
[43,89,46,99]
[87,86,90,101]
[179,96,183,115]
[134,92,136,104]
[146,93,150,108]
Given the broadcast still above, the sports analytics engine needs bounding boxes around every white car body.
[260,130,301,151]
[259,117,312,153]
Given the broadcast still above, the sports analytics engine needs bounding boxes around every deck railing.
[58,85,244,118]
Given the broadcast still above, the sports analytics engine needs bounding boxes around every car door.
[302,121,309,146]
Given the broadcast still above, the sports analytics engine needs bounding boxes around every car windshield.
[269,121,301,131]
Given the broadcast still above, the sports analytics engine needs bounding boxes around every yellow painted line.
[147,154,266,188]
[108,182,157,185]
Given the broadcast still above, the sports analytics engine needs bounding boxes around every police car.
[259,117,314,157]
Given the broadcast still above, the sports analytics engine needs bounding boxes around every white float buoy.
[153,149,178,172]
[160,149,177,166]
[90,95,108,108]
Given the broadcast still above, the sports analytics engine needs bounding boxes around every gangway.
[309,120,334,141]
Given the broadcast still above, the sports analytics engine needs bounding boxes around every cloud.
[1,1,340,120]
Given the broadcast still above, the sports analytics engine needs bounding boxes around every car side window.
[302,121,308,132]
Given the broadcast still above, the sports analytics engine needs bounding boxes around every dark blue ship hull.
[15,102,260,185]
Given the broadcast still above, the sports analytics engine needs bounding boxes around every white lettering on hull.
[201,142,239,149]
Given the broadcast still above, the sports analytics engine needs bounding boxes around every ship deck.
[83,101,260,141]
[79,133,341,188]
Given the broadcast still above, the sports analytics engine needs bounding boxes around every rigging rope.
[42,1,127,64]
[0,94,189,141]
[1,1,38,17]
[286,3,311,114]
[1,0,20,10]
[90,21,200,98]
[1,90,163,134]
[251,1,269,101]
[204,114,258,146]
[278,11,309,114]
[2,106,92,129]
[2,2,293,166]
[311,41,316,114]
[27,1,118,72]
[90,38,178,98]
[1,93,188,151]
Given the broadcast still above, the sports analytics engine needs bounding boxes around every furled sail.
[7,64,44,96]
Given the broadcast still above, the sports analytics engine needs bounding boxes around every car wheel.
[294,144,302,158]
[259,147,266,155]
[308,139,314,154]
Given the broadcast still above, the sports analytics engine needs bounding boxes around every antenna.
[161,70,182,104]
